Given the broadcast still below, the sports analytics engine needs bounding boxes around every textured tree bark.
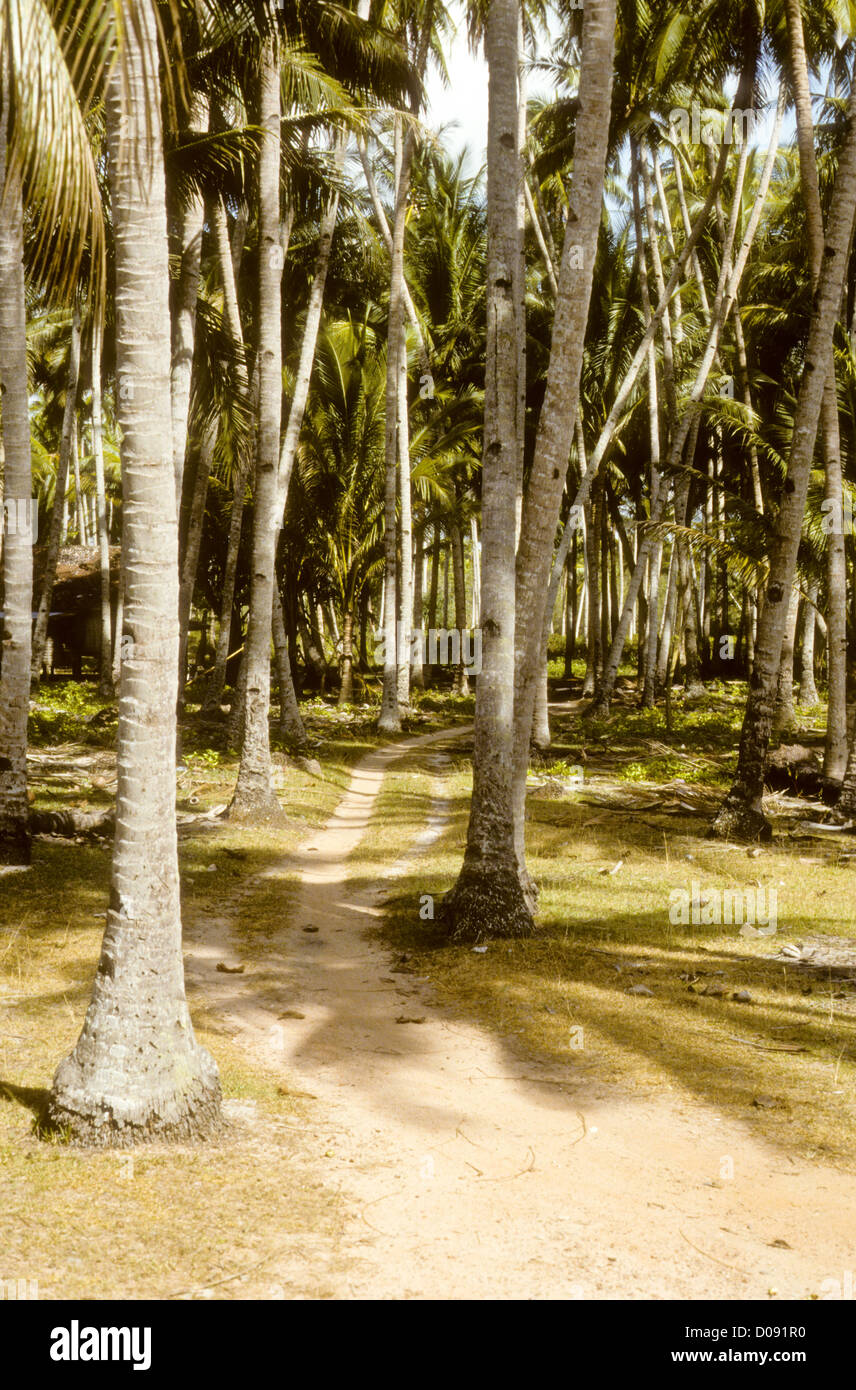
[230,38,284,820]
[450,519,469,696]
[202,200,256,715]
[90,318,114,696]
[31,305,81,680]
[797,580,820,706]
[440,0,534,941]
[0,76,33,865]
[379,114,411,734]
[427,524,441,635]
[338,607,355,706]
[510,0,617,873]
[582,500,599,697]
[178,422,216,699]
[271,586,311,758]
[48,0,220,1144]
[397,324,413,707]
[710,79,856,840]
[410,524,425,688]
[784,0,848,784]
[168,93,206,505]
[773,585,800,733]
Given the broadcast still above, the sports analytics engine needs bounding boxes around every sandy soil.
[186,730,856,1300]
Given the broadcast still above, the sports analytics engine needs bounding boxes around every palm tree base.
[439,862,536,944]
[227,783,286,824]
[45,1046,222,1148]
[708,798,772,843]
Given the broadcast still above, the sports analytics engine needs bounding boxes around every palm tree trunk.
[230,37,283,819]
[773,585,800,734]
[397,323,413,707]
[450,519,468,696]
[510,0,617,873]
[338,606,355,706]
[440,0,533,941]
[0,79,33,864]
[784,0,848,785]
[91,317,113,696]
[48,0,220,1143]
[168,93,207,504]
[711,79,856,840]
[379,114,413,734]
[31,304,81,679]
[582,499,600,696]
[72,423,87,544]
[271,586,309,755]
[411,524,425,688]
[798,580,820,706]
[427,524,441,634]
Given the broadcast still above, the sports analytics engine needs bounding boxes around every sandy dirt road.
[186,729,856,1301]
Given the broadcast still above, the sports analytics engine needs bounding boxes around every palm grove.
[1,0,856,1144]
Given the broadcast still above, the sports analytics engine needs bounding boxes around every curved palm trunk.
[710,80,856,841]
[0,86,33,865]
[440,0,533,942]
[31,304,81,679]
[48,0,220,1144]
[230,38,283,820]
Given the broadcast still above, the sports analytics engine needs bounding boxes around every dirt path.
[188,730,856,1300]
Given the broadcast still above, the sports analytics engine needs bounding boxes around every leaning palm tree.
[48,0,221,1145]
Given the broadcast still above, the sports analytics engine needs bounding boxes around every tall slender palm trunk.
[440,0,532,941]
[378,115,412,734]
[230,37,283,820]
[31,304,81,679]
[711,79,856,840]
[784,0,848,783]
[91,318,114,695]
[48,0,220,1143]
[0,78,33,864]
[510,0,616,873]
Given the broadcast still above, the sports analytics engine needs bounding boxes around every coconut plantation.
[3,0,856,1336]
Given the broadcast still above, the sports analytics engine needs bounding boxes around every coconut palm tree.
[439,0,534,941]
[48,0,221,1144]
